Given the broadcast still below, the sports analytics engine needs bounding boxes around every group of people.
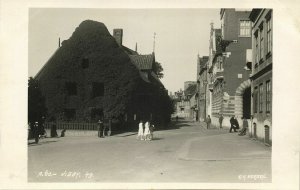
[229,115,248,136]
[28,120,48,144]
[206,114,249,136]
[137,120,155,141]
[97,119,112,138]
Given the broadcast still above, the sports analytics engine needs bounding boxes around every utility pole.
[153,32,156,53]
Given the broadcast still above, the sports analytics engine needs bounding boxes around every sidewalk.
[178,131,271,161]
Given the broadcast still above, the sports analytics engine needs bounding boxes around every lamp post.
[203,80,208,121]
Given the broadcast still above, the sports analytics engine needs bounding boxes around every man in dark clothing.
[50,117,58,137]
[98,119,104,138]
[219,114,224,129]
[206,115,212,129]
[50,123,58,137]
[229,116,238,133]
[33,121,40,143]
[233,116,240,130]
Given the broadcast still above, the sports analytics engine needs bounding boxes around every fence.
[45,122,98,131]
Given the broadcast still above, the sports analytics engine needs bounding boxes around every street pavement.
[28,119,271,183]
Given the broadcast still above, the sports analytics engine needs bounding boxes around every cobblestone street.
[28,119,271,183]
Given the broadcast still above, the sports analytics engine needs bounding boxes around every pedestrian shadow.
[175,123,190,128]
[115,133,137,137]
[157,121,192,131]
[151,137,163,141]
[28,140,58,146]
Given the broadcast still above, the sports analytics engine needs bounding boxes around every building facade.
[173,83,197,119]
[196,55,209,122]
[184,81,197,91]
[34,20,171,130]
[207,9,252,128]
[249,9,272,145]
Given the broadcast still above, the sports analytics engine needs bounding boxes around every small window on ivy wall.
[65,82,77,96]
[91,108,103,121]
[81,58,89,69]
[64,108,76,121]
[92,82,104,98]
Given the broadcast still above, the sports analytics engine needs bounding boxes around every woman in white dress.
[144,121,151,140]
[137,120,144,140]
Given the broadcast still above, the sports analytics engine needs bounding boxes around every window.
[258,84,263,112]
[254,87,258,113]
[266,81,271,113]
[259,24,264,61]
[64,109,76,121]
[91,108,103,121]
[92,82,104,98]
[240,20,251,37]
[217,56,223,70]
[65,82,77,96]
[81,58,89,69]
[267,18,272,55]
[255,31,259,64]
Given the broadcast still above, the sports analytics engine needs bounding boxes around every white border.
[0,0,299,189]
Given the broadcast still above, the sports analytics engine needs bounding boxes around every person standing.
[51,122,58,137]
[107,119,112,136]
[144,121,151,140]
[219,114,224,129]
[206,115,211,129]
[149,123,155,140]
[98,119,104,138]
[137,120,144,140]
[229,116,237,133]
[50,117,58,138]
[234,116,240,131]
[33,121,39,143]
[103,118,108,137]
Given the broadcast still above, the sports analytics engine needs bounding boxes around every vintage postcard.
[0,0,299,189]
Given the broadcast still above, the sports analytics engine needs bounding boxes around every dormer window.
[81,58,89,69]
[92,82,104,98]
[65,82,77,96]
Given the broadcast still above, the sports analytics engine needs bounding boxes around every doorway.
[243,87,251,119]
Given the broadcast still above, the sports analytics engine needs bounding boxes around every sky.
[29,8,221,93]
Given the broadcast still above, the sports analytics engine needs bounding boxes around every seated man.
[238,117,248,136]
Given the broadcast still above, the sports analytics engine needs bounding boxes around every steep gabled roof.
[34,48,59,80]
[129,54,154,70]
[150,71,164,86]
[249,9,263,22]
[122,45,138,55]
[185,84,197,96]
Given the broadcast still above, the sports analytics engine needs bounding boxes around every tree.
[153,61,164,79]
[28,77,47,124]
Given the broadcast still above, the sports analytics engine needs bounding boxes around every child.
[137,120,144,140]
[149,124,155,140]
[144,121,151,140]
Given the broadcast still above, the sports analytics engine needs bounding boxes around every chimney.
[113,29,123,46]
[59,37,61,47]
[135,42,137,52]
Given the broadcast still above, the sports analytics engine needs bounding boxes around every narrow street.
[28,119,271,183]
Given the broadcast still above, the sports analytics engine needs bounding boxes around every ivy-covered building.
[34,20,172,129]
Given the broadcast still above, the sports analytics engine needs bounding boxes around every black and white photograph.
[0,1,299,190]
